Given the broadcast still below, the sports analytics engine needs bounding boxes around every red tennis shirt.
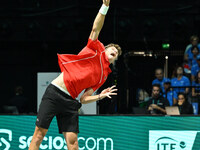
[57,38,112,99]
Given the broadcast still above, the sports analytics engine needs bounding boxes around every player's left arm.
[80,85,117,104]
[89,0,110,41]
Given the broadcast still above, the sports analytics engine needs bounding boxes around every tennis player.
[29,0,122,149]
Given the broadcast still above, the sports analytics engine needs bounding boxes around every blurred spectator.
[163,78,178,106]
[136,88,149,108]
[192,71,200,97]
[146,84,170,115]
[184,46,200,74]
[175,93,193,115]
[184,35,200,62]
[191,71,200,114]
[191,54,200,82]
[190,46,200,65]
[152,68,167,93]
[187,46,200,72]
[171,65,190,94]
[9,85,29,113]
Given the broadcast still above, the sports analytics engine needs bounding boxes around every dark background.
[0,0,200,114]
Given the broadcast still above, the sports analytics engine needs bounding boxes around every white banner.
[149,130,197,150]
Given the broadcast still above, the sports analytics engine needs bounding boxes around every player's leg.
[53,84,81,150]
[29,114,54,149]
[57,112,79,150]
[29,84,57,149]
[57,113,79,150]
[28,126,48,150]
[63,132,79,150]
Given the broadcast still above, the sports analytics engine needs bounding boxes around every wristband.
[98,94,101,100]
[99,4,109,15]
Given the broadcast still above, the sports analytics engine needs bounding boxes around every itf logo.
[0,129,12,150]
[149,130,200,150]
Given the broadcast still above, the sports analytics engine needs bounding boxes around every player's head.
[105,43,122,64]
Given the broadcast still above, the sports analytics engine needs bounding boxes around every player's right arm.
[89,0,110,41]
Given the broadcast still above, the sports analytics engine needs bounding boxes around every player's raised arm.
[89,0,110,41]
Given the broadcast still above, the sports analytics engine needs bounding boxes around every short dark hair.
[15,86,23,95]
[190,35,199,42]
[105,43,122,56]
[152,84,161,90]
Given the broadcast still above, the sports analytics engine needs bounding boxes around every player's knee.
[32,133,45,145]
[32,128,47,145]
[68,136,78,148]
[69,137,78,145]
[68,140,78,150]
[73,140,78,146]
